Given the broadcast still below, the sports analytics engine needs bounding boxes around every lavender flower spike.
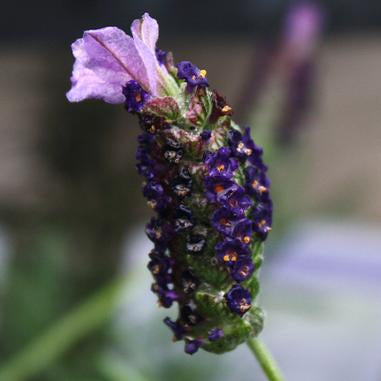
[66,13,179,104]
[68,13,272,357]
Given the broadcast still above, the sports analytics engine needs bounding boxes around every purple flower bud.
[251,200,273,241]
[222,186,253,215]
[123,80,150,113]
[155,47,167,65]
[212,207,242,236]
[145,217,172,247]
[228,128,264,168]
[225,284,252,316]
[244,166,270,201]
[230,256,254,282]
[204,176,239,203]
[232,218,253,245]
[208,328,224,342]
[200,130,212,141]
[163,317,185,340]
[184,339,202,355]
[176,61,208,92]
[204,147,238,179]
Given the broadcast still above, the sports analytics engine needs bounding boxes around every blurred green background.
[0,1,380,380]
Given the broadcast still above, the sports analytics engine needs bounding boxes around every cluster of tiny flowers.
[133,59,272,354]
[67,13,272,355]
[204,128,272,317]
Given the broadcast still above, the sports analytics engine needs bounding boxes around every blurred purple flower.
[284,1,324,62]
[66,13,176,104]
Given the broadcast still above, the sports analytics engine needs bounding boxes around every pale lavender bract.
[66,13,165,104]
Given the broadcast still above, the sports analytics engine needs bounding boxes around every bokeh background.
[0,1,380,380]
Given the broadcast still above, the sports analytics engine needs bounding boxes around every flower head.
[66,13,178,104]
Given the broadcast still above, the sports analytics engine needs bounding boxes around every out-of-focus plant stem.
[247,337,285,381]
[0,276,126,381]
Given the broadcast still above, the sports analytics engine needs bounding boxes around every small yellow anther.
[221,105,232,113]
[200,69,207,78]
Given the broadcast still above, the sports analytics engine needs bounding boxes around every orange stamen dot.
[217,164,225,171]
[223,251,237,262]
[219,218,231,227]
[239,266,249,276]
[214,184,224,193]
[221,105,232,113]
[243,236,251,244]
[258,185,267,193]
[258,220,266,228]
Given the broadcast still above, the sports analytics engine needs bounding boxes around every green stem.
[0,276,126,381]
[247,337,285,381]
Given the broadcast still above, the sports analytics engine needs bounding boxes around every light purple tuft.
[66,13,164,104]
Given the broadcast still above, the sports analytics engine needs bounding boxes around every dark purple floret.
[184,339,202,355]
[204,147,238,179]
[201,130,212,141]
[225,284,252,316]
[181,270,199,294]
[145,217,172,247]
[244,166,270,201]
[163,145,184,164]
[251,200,273,240]
[171,168,193,198]
[176,61,208,92]
[163,317,185,340]
[180,305,202,326]
[123,80,149,113]
[232,218,253,245]
[215,238,250,267]
[208,328,224,342]
[174,204,194,232]
[186,227,207,254]
[143,180,172,211]
[204,176,239,203]
[138,114,169,134]
[152,283,178,308]
[155,47,167,65]
[228,128,264,166]
[212,207,242,236]
[136,162,154,180]
[221,186,253,214]
[231,256,254,282]
[147,255,172,278]
[160,290,178,308]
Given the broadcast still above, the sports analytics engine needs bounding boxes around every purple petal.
[130,12,159,51]
[67,26,150,103]
[131,13,163,95]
